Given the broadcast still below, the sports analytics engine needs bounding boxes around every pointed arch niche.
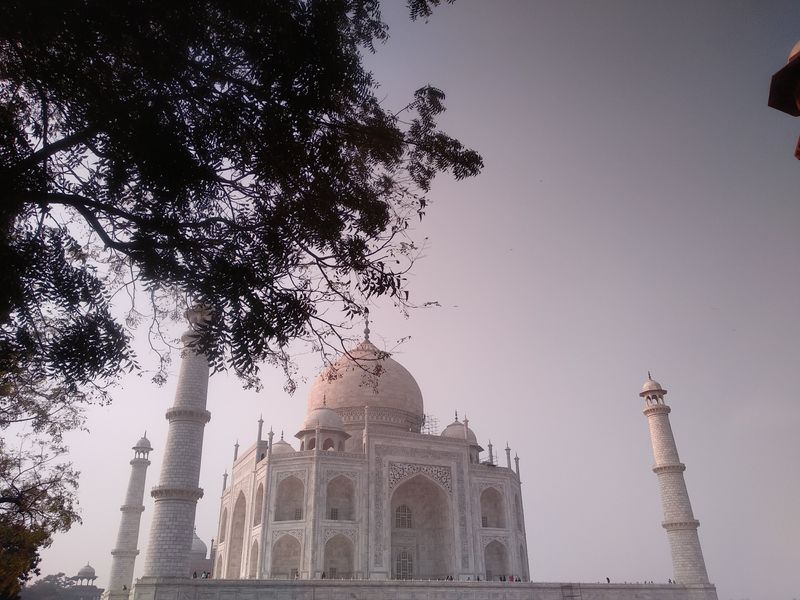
[271,534,301,579]
[326,475,355,521]
[480,487,507,528]
[219,507,228,542]
[248,540,259,578]
[225,491,247,578]
[390,474,454,579]
[253,483,264,525]
[484,540,509,581]
[323,534,354,578]
[275,476,305,521]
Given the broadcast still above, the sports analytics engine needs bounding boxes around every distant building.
[66,564,103,600]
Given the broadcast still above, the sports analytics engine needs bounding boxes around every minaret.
[640,374,709,584]
[105,434,152,600]
[142,306,212,579]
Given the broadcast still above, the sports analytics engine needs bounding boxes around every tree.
[0,436,79,600]
[19,572,75,600]
[0,0,482,589]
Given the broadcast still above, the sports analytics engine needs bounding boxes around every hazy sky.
[38,3,799,600]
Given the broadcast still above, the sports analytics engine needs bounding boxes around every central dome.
[307,339,424,429]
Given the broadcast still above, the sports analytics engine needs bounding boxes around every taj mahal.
[99,308,720,600]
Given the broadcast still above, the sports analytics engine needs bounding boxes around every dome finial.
[648,370,653,380]
[364,308,370,342]
[280,430,284,440]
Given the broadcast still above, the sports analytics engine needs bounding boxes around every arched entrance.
[390,474,454,579]
[323,534,354,579]
[225,492,247,578]
[484,540,509,581]
[271,534,301,579]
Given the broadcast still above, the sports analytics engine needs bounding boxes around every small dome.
[301,405,344,431]
[76,563,95,579]
[641,376,666,395]
[133,434,152,451]
[271,438,295,455]
[441,418,477,443]
[307,340,424,424]
[191,529,207,557]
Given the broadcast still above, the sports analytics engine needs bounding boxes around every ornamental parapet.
[111,549,140,557]
[164,407,212,423]
[643,404,671,417]
[150,485,204,501]
[130,458,151,467]
[652,463,686,474]
[662,519,700,531]
[120,504,146,512]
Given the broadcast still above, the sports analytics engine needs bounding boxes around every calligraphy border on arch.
[388,462,452,494]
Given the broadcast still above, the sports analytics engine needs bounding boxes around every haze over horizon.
[38,3,799,600]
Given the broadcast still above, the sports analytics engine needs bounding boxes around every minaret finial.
[454,410,458,421]
[364,308,370,342]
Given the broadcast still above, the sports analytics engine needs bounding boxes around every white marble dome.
[441,418,477,443]
[191,529,207,557]
[76,563,96,579]
[302,405,345,431]
[134,434,152,451]
[641,377,665,394]
[271,437,295,455]
[307,340,423,419]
